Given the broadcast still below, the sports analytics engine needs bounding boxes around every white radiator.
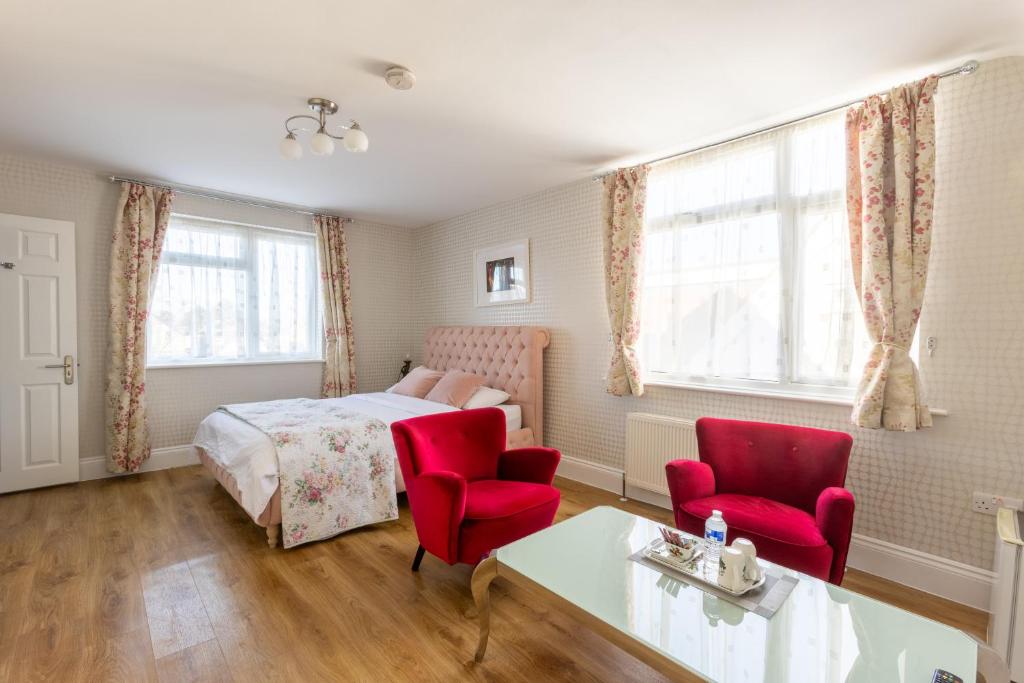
[625,413,698,495]
[991,507,1024,681]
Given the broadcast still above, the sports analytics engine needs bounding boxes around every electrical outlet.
[972,491,1024,515]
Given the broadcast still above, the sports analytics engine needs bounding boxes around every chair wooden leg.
[472,555,499,662]
[411,545,426,571]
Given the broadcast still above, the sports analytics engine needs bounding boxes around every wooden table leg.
[266,524,281,548]
[471,555,498,662]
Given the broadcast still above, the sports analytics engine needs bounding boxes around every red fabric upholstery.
[666,417,855,584]
[676,494,834,581]
[497,447,561,484]
[391,408,561,566]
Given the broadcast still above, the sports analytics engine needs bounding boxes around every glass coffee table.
[471,506,977,682]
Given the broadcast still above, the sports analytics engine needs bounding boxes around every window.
[639,112,870,398]
[147,214,322,366]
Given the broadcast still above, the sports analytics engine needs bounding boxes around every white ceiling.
[1,1,1021,227]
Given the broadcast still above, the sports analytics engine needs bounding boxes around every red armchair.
[665,417,855,584]
[391,407,561,570]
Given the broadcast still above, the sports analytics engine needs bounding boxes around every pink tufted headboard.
[422,326,551,446]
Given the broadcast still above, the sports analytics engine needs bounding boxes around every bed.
[193,325,550,548]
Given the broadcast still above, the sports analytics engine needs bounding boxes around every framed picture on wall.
[473,239,530,307]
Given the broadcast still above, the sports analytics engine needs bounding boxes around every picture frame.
[473,239,530,307]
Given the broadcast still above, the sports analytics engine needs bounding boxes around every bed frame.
[196,325,550,548]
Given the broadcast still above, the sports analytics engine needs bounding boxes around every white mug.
[731,537,762,583]
[718,547,747,592]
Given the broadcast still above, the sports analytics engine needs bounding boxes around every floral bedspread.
[218,398,397,548]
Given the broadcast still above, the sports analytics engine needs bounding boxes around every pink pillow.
[424,370,486,408]
[390,366,445,398]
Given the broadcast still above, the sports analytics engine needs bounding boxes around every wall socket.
[972,491,1024,515]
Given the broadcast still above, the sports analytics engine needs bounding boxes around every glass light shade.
[279,134,303,160]
[310,131,335,156]
[343,127,369,153]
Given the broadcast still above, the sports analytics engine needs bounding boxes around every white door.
[0,213,79,493]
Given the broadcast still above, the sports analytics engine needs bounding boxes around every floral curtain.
[845,76,938,431]
[315,215,357,398]
[602,165,650,397]
[105,182,174,472]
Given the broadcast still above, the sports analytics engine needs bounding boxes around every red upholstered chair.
[391,407,561,570]
[665,417,855,584]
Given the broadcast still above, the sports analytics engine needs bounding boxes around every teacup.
[731,537,762,583]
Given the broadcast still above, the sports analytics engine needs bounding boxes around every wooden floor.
[0,466,987,682]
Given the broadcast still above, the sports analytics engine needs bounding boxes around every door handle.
[44,355,74,385]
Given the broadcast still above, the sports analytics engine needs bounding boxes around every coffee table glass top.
[496,506,977,683]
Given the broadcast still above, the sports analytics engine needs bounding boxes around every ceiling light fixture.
[279,97,368,160]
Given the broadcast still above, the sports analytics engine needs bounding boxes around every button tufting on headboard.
[422,326,550,445]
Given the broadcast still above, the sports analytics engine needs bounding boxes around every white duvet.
[193,392,460,521]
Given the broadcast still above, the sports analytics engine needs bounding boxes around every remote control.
[931,670,962,683]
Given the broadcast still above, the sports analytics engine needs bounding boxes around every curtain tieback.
[878,341,909,353]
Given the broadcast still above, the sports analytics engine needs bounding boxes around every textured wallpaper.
[1,57,1020,571]
[411,56,1024,570]
[0,156,417,460]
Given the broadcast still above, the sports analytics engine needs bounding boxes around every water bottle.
[704,510,727,575]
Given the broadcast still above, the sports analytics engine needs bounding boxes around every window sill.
[147,359,325,370]
[643,379,949,417]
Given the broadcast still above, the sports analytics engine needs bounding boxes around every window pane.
[256,236,318,356]
[149,263,248,361]
[791,116,845,196]
[639,110,868,395]
[147,216,321,365]
[641,213,781,382]
[162,222,245,262]
[791,209,866,385]
[646,145,776,221]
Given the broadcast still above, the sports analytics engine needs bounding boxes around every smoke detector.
[384,65,416,91]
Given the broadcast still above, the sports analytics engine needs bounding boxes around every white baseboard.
[846,532,994,611]
[79,445,200,481]
[624,484,672,509]
[555,455,623,494]
[555,458,994,611]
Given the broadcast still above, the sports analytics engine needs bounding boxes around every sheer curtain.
[148,216,321,364]
[640,111,868,392]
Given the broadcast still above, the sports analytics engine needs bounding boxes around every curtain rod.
[106,175,352,222]
[594,60,979,180]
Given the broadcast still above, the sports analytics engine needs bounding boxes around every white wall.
[411,56,1024,572]
[0,154,417,461]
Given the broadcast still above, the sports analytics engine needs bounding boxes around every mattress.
[494,403,522,431]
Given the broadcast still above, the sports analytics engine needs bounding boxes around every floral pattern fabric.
[602,165,650,397]
[315,215,357,398]
[219,398,398,548]
[105,182,174,472]
[845,76,938,431]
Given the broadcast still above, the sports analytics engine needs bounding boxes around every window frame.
[146,213,325,368]
[639,117,863,401]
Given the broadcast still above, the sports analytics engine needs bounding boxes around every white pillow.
[462,386,511,409]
